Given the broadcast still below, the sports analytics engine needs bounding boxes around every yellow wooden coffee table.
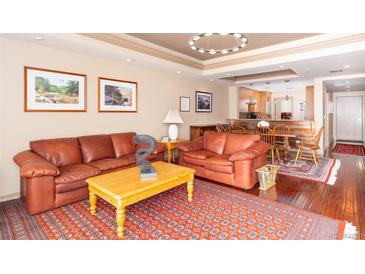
[86,161,195,239]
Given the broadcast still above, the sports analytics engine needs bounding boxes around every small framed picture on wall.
[98,77,138,112]
[24,66,87,112]
[179,96,190,112]
[196,91,212,112]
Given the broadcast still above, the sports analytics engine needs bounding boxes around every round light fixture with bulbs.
[189,33,248,55]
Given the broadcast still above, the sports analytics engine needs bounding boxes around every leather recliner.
[177,132,269,190]
[13,132,166,215]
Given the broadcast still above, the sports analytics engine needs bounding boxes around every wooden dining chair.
[230,123,246,135]
[273,124,290,135]
[255,126,280,164]
[216,123,227,132]
[295,127,324,166]
[273,124,291,153]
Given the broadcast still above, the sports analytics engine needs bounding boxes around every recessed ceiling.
[325,77,365,92]
[240,78,314,93]
[223,69,298,82]
[126,33,319,61]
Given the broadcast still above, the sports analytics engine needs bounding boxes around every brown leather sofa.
[13,132,166,215]
[177,132,269,190]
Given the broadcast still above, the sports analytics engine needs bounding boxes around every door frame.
[333,91,365,144]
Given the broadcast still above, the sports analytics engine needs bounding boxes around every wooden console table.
[190,124,217,141]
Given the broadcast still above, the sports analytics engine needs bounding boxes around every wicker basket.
[256,164,279,191]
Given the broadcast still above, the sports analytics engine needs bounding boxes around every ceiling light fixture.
[34,36,44,41]
[279,65,284,68]
[189,33,248,55]
[125,58,133,63]
[344,65,350,68]
[176,70,181,74]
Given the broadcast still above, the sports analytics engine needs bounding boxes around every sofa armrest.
[13,150,60,178]
[177,137,203,152]
[152,143,166,155]
[229,141,269,161]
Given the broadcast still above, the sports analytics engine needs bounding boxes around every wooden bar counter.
[229,119,315,136]
[190,119,315,145]
[229,119,315,147]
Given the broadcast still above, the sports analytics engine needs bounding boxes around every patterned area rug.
[1,180,354,240]
[332,143,365,156]
[277,158,341,185]
[0,199,47,239]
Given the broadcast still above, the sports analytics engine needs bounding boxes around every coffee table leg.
[187,180,193,202]
[116,204,126,239]
[89,191,97,215]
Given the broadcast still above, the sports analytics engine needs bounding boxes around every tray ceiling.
[126,33,319,60]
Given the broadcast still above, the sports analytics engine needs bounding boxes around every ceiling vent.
[329,69,343,73]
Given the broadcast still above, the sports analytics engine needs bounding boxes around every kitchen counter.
[231,119,315,122]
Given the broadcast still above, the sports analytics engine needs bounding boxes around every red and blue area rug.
[277,158,341,185]
[0,180,356,240]
[332,143,365,156]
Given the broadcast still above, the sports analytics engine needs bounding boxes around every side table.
[157,139,187,163]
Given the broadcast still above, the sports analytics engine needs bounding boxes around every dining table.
[239,129,297,162]
[273,133,297,161]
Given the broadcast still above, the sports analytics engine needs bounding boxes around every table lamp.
[163,110,184,140]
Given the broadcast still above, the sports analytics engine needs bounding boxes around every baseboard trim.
[0,193,20,202]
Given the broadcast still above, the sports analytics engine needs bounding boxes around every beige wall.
[228,86,239,119]
[0,37,229,197]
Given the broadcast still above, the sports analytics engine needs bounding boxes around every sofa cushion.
[55,164,100,184]
[224,134,260,155]
[184,156,206,167]
[78,135,115,163]
[30,138,82,167]
[205,163,233,174]
[205,155,233,174]
[185,150,217,160]
[110,132,136,157]
[118,153,136,164]
[205,154,233,166]
[88,158,133,171]
[55,179,87,194]
[203,132,228,155]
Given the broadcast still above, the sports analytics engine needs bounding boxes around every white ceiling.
[216,50,365,80]
[240,78,313,93]
[1,33,365,87]
[325,77,365,92]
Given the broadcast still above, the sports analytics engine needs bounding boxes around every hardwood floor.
[245,152,365,239]
[194,150,365,239]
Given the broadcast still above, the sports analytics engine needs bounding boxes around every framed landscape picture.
[98,77,138,112]
[24,66,87,112]
[196,91,212,112]
[179,96,190,112]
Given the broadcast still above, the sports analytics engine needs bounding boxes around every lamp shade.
[163,110,184,124]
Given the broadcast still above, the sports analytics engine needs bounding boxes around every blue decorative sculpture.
[133,134,157,179]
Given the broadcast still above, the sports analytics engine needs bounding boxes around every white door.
[336,96,363,141]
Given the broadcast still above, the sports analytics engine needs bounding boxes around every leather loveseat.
[13,132,166,215]
[177,132,269,189]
